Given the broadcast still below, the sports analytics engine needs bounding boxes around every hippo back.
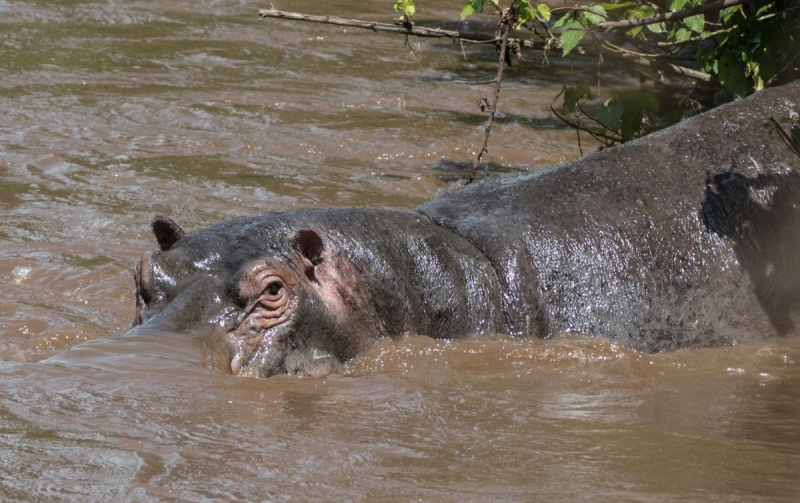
[415,81,800,352]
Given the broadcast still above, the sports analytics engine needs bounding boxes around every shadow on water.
[702,169,800,334]
[428,157,525,182]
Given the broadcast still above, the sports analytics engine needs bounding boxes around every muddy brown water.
[1,0,799,501]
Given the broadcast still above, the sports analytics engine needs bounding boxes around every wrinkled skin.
[129,81,800,377]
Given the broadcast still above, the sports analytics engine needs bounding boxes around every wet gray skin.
[133,210,504,377]
[130,81,800,377]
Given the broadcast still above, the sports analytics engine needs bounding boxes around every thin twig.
[260,8,490,40]
[258,8,549,50]
[550,106,622,144]
[656,26,732,45]
[576,102,627,141]
[768,51,800,86]
[575,118,584,156]
[467,1,520,184]
[769,117,800,160]
[614,53,712,82]
[602,40,680,59]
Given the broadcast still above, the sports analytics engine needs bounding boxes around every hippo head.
[131,215,376,378]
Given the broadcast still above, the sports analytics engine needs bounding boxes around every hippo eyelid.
[235,262,291,311]
[266,282,283,296]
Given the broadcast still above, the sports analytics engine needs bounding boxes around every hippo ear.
[292,228,324,280]
[152,216,185,251]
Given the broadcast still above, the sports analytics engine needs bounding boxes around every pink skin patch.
[234,261,293,335]
[229,261,296,375]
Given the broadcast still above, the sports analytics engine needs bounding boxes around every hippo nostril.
[243,317,262,338]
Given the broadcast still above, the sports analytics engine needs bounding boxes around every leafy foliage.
[450,0,799,146]
[555,86,660,146]
[394,0,416,21]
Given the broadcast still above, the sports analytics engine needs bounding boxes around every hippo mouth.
[226,325,337,378]
[228,328,283,377]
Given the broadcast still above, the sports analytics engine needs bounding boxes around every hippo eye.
[266,282,283,297]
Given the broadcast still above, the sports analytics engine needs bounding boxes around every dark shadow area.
[432,108,575,130]
[702,169,800,334]
[428,158,523,183]
[793,123,800,152]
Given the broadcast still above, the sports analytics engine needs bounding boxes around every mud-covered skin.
[131,81,800,376]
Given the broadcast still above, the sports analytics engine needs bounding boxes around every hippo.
[129,81,800,378]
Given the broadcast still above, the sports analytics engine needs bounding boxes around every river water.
[1,0,799,501]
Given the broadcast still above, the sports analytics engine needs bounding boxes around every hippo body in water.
[130,81,800,377]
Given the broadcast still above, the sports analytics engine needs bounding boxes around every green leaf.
[564,87,579,113]
[696,47,715,72]
[517,6,535,25]
[647,22,666,34]
[752,47,776,88]
[470,0,485,13]
[602,1,636,10]
[562,85,595,115]
[627,5,655,19]
[756,3,773,16]
[719,5,740,23]
[674,28,692,42]
[597,98,623,131]
[624,6,652,38]
[684,14,704,33]
[576,84,593,100]
[553,11,573,28]
[560,20,587,56]
[460,2,475,20]
[718,51,751,98]
[753,73,765,91]
[579,5,606,26]
[536,3,551,22]
[667,0,687,11]
[394,0,416,18]
[620,96,644,141]
[635,91,659,113]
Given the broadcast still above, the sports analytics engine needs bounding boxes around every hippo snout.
[132,276,238,335]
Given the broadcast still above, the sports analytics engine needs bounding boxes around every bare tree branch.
[258,8,712,83]
[468,1,520,184]
[582,0,757,32]
[626,55,713,82]
[260,9,485,41]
